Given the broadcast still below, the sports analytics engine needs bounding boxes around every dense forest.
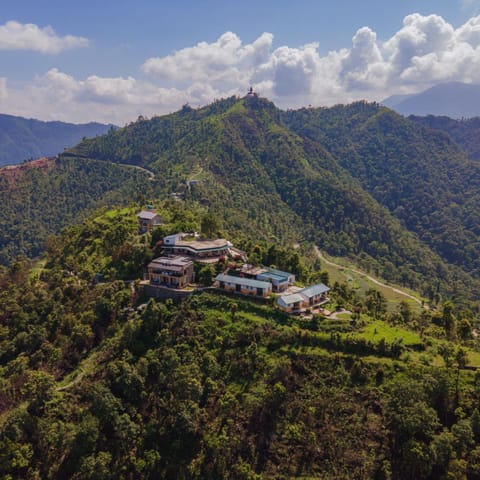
[409,115,480,162]
[0,157,154,265]
[283,103,480,280]
[1,205,480,479]
[0,114,113,166]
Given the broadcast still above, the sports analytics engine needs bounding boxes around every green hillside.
[1,205,480,479]
[67,96,479,301]
[0,97,479,302]
[0,157,153,265]
[409,115,480,162]
[283,103,480,281]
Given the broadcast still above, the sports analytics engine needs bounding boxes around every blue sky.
[1,0,480,123]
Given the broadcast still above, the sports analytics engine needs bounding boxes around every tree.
[442,301,456,339]
[438,342,455,368]
[230,302,238,321]
[398,301,412,324]
[452,419,474,457]
[455,347,468,405]
[365,289,387,319]
[196,264,215,285]
[471,409,480,443]
[23,370,56,416]
[76,451,113,480]
[201,212,220,238]
[458,318,473,341]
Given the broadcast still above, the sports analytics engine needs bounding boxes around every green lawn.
[359,320,423,346]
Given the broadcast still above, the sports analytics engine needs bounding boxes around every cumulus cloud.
[0,21,88,53]
[139,15,480,113]
[142,31,273,91]
[5,13,480,123]
[1,69,193,124]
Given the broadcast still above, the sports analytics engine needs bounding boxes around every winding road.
[314,247,423,306]
[121,163,155,180]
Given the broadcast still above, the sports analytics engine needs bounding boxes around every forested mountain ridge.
[283,103,480,280]
[0,113,113,166]
[67,96,480,301]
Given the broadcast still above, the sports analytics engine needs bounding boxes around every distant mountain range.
[0,114,114,166]
[382,82,480,118]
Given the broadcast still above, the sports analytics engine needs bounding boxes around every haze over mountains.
[0,114,114,166]
[382,82,480,118]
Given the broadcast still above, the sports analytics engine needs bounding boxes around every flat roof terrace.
[171,238,232,253]
[148,255,193,270]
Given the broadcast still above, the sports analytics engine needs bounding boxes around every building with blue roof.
[256,267,295,292]
[277,282,330,313]
[241,265,295,292]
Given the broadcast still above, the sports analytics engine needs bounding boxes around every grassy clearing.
[465,349,480,368]
[57,349,102,390]
[29,258,46,279]
[359,320,423,346]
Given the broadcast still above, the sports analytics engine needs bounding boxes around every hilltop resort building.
[147,255,194,289]
[162,233,246,263]
[240,265,295,292]
[214,274,273,298]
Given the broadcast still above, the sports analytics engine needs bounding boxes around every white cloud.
[5,13,480,123]
[0,21,88,53]
[142,31,273,91]
[456,15,480,46]
[2,69,192,124]
[139,16,480,112]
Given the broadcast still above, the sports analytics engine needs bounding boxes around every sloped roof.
[266,268,294,278]
[148,255,192,270]
[258,271,290,282]
[278,293,305,305]
[299,283,330,298]
[216,274,271,289]
[174,238,232,251]
[138,210,161,220]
